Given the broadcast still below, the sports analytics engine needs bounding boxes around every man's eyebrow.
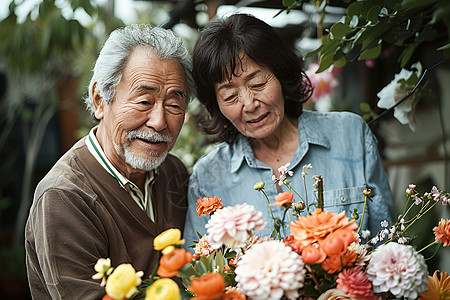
[135,85,157,93]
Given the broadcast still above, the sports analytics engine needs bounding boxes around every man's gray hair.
[85,24,194,116]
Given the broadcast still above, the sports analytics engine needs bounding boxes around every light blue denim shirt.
[183,110,395,247]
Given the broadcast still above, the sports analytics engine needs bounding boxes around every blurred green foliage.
[282,0,450,72]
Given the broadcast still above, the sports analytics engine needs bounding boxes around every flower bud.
[253,181,265,191]
[406,188,413,196]
[363,188,374,197]
[351,209,359,220]
[294,201,305,212]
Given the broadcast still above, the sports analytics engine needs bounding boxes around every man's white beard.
[114,130,173,171]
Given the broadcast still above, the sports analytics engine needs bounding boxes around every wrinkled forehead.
[220,52,264,83]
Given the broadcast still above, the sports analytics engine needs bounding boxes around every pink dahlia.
[336,267,372,298]
[235,240,306,300]
[206,203,266,249]
[366,242,428,299]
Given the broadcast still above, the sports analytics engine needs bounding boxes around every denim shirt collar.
[230,110,330,173]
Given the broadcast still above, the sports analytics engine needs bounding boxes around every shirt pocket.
[320,186,368,230]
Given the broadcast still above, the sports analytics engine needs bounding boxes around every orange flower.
[321,250,357,274]
[419,270,450,299]
[301,243,326,264]
[188,272,225,300]
[270,192,294,208]
[157,248,193,278]
[321,254,343,274]
[283,235,304,254]
[319,234,346,256]
[221,287,246,300]
[290,209,357,247]
[196,196,224,217]
[434,218,450,247]
[319,229,355,256]
[102,295,125,300]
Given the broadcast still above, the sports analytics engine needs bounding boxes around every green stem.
[402,200,439,233]
[262,190,276,220]
[418,241,438,254]
[357,196,368,234]
[302,176,311,215]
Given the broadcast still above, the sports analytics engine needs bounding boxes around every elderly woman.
[183,13,394,245]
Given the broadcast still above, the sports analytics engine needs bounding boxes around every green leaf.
[224,251,236,259]
[194,259,207,274]
[282,0,296,7]
[305,45,322,59]
[437,42,450,50]
[443,48,450,60]
[347,2,361,17]
[431,3,450,24]
[330,22,351,40]
[398,44,417,67]
[317,53,334,72]
[359,40,382,60]
[350,15,359,28]
[402,0,438,10]
[360,102,371,112]
[333,55,347,68]
[367,5,382,23]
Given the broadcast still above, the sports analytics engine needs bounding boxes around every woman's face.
[214,56,285,140]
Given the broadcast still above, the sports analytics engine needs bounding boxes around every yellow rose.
[145,278,181,300]
[105,264,143,300]
[154,228,185,251]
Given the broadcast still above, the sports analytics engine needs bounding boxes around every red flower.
[221,287,246,300]
[188,272,225,300]
[196,196,223,217]
[336,266,372,299]
[157,248,193,278]
[301,243,326,264]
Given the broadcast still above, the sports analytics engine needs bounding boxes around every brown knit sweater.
[25,138,189,299]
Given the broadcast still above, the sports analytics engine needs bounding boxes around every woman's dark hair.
[193,13,313,143]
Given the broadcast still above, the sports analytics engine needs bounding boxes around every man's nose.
[145,103,167,132]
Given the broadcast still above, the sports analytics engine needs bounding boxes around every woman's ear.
[92,82,104,120]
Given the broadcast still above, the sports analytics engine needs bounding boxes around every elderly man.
[25,24,193,299]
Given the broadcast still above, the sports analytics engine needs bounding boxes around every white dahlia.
[206,203,266,249]
[366,242,428,299]
[235,240,306,300]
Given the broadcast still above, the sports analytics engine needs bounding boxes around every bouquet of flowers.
[92,164,450,300]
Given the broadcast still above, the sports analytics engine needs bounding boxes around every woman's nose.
[241,90,259,112]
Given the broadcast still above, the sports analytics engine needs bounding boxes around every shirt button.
[340,195,346,202]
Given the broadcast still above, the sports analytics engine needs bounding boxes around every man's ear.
[92,82,104,120]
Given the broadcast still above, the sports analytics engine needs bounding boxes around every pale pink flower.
[317,289,357,300]
[233,235,273,264]
[305,62,338,102]
[336,267,372,298]
[347,242,370,267]
[431,186,440,201]
[235,240,306,300]
[206,204,266,249]
[366,242,428,299]
[380,220,388,228]
[194,235,215,257]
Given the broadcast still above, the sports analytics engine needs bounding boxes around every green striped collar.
[85,127,129,189]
